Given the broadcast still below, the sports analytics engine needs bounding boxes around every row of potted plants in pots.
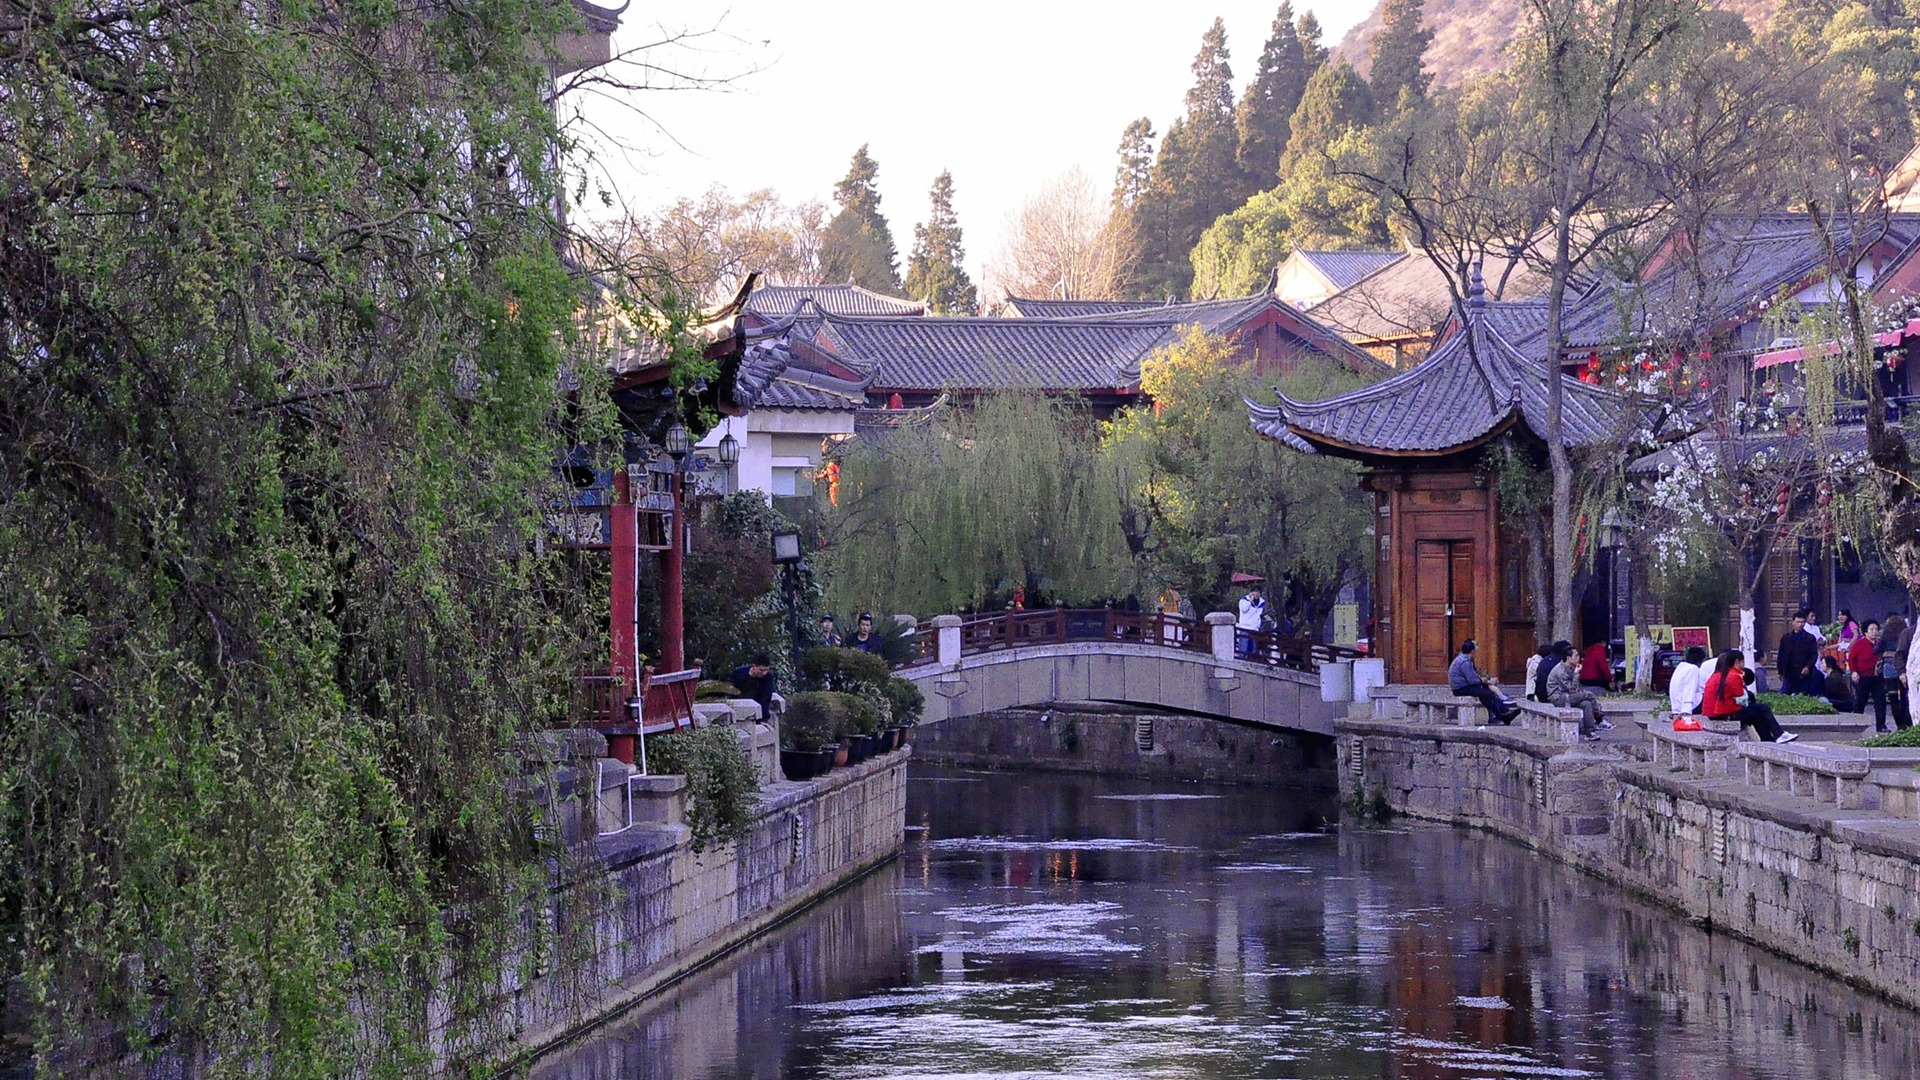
[778,675,922,781]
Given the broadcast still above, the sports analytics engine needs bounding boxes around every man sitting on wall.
[1449,638,1520,725]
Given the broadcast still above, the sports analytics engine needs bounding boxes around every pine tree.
[903,171,978,315]
[1298,10,1329,68]
[1112,117,1158,210]
[819,145,903,292]
[1369,0,1436,111]
[1279,60,1376,174]
[1125,19,1244,299]
[1236,3,1312,192]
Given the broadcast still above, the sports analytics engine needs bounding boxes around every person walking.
[1849,620,1886,731]
[1702,649,1795,743]
[1546,641,1610,741]
[1449,638,1519,724]
[1884,615,1912,731]
[1777,610,1819,697]
[1668,645,1709,717]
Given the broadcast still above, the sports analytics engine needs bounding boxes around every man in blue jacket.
[1450,638,1520,724]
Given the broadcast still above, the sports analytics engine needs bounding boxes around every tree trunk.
[1528,517,1550,638]
[1545,218,1576,642]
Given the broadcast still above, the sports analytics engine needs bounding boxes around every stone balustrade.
[1648,722,1740,776]
[1369,686,1583,744]
[1733,742,1873,809]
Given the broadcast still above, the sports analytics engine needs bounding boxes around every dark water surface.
[533,767,1920,1078]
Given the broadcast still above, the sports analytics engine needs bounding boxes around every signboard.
[1623,624,1674,664]
[1671,626,1712,653]
[544,508,609,548]
[1332,603,1359,647]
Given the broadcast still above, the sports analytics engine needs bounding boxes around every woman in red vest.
[1701,649,1795,743]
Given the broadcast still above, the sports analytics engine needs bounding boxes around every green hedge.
[1757,692,1836,716]
[1859,726,1920,748]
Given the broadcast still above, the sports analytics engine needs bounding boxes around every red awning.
[1754,318,1920,369]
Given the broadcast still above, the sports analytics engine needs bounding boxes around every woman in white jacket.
[1668,646,1709,716]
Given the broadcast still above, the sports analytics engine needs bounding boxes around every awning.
[1754,317,1920,369]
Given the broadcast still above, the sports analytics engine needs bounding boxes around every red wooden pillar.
[607,468,639,764]
[660,470,686,673]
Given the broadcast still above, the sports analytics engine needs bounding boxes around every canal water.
[533,767,1920,1079]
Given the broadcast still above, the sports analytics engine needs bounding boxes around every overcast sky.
[572,1,1376,289]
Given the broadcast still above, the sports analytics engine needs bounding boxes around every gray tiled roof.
[1002,297,1167,318]
[811,314,1166,393]
[756,369,870,411]
[1626,425,1866,475]
[744,283,924,319]
[1294,249,1406,290]
[1250,299,1624,458]
[1041,293,1388,374]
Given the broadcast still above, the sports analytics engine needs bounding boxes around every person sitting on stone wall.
[1546,641,1611,742]
[1449,638,1519,725]
[1702,649,1794,743]
[1668,645,1709,717]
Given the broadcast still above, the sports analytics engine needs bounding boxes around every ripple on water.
[922,837,1195,854]
[918,901,1141,956]
[1091,793,1224,801]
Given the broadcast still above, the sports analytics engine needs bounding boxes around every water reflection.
[534,768,1920,1079]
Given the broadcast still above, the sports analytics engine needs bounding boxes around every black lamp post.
[772,529,805,675]
[717,430,741,495]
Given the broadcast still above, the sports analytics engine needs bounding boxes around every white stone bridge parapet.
[898,609,1355,736]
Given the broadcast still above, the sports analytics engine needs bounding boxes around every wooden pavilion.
[1248,277,1625,684]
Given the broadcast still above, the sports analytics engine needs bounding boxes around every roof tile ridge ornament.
[1467,259,1488,320]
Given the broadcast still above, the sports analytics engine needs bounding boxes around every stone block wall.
[911,705,1337,789]
[1339,716,1920,1010]
[508,748,909,1056]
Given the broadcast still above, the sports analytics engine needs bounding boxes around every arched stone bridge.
[898,609,1360,737]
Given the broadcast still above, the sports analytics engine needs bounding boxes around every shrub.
[781,691,847,751]
[884,676,925,726]
[1859,726,1920,748]
[800,645,891,692]
[844,688,888,737]
[1757,692,1835,716]
[647,726,761,853]
[695,679,740,702]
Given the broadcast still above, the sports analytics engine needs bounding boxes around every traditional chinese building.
[1249,277,1624,684]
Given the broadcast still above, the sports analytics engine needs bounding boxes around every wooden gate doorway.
[1412,539,1475,681]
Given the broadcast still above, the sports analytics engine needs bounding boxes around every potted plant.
[884,676,924,749]
[781,692,843,780]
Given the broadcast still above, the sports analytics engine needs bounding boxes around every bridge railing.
[900,607,1360,672]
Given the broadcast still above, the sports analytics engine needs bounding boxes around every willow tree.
[1103,328,1373,622]
[0,0,617,1071]
[817,393,1131,617]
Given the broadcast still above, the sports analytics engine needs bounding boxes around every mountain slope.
[1333,0,1780,87]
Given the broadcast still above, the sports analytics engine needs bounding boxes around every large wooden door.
[1412,539,1476,679]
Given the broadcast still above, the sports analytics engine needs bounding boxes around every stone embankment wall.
[508,727,908,1059]
[1340,716,1920,1009]
[911,705,1337,789]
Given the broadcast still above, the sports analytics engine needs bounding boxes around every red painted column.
[607,468,640,764]
[660,469,686,672]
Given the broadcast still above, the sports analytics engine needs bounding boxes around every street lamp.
[717,430,740,495]
[772,529,805,674]
[664,419,692,463]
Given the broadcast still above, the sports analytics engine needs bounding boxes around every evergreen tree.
[1279,60,1376,173]
[903,171,978,315]
[1369,0,1436,111]
[1236,3,1313,191]
[1112,117,1158,210]
[1298,9,1330,68]
[819,145,903,292]
[1126,19,1244,299]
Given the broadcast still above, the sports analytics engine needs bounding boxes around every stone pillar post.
[1206,612,1236,666]
[934,614,963,668]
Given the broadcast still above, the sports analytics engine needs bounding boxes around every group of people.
[1449,638,1617,742]
[1666,647,1798,742]
[1827,610,1915,732]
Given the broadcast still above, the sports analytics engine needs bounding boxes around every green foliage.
[1124,19,1247,299]
[0,0,612,1069]
[1656,555,1738,630]
[682,493,801,677]
[1369,0,1437,111]
[1192,129,1387,299]
[818,392,1132,616]
[820,145,903,292]
[904,171,979,315]
[884,677,927,727]
[800,645,892,693]
[1280,61,1376,173]
[696,680,741,702]
[1104,329,1375,615]
[1757,693,1837,716]
[1112,117,1159,211]
[843,691,889,738]
[780,692,845,752]
[647,726,761,853]
[1190,188,1293,299]
[1235,3,1313,189]
[1860,725,1920,748]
